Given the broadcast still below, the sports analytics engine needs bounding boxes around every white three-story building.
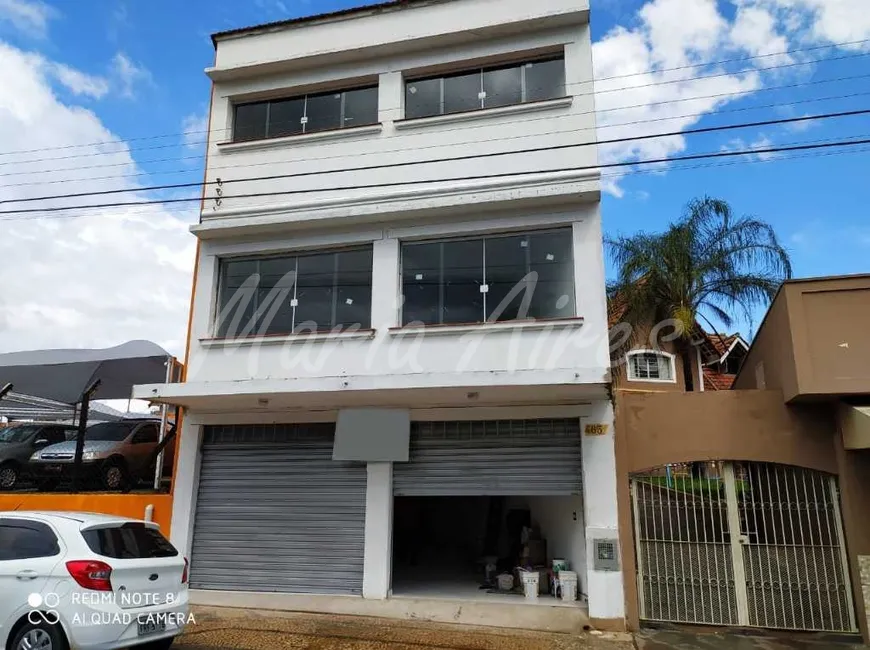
[136,0,624,631]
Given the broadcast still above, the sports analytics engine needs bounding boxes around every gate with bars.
[631,461,857,633]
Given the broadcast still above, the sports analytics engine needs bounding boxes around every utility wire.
[3,88,867,192]
[0,40,867,161]
[2,108,867,207]
[3,69,869,181]
[1,136,868,218]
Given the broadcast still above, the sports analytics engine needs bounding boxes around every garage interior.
[391,494,587,603]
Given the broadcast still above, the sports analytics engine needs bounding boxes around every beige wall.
[612,389,870,640]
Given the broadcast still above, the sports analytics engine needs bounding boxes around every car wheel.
[10,621,67,650]
[101,460,131,492]
[0,461,19,489]
[137,637,175,650]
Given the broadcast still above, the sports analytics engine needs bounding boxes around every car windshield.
[84,422,135,442]
[0,426,39,444]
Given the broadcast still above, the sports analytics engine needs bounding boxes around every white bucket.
[496,573,514,591]
[558,570,578,602]
[520,570,539,600]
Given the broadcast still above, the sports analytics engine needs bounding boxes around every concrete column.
[581,400,625,624]
[378,71,403,130]
[363,461,393,599]
[371,237,400,331]
[169,419,203,558]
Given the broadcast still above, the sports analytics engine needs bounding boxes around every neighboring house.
[701,332,748,391]
[136,0,623,632]
[614,274,870,644]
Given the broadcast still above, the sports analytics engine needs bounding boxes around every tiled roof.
[704,367,737,391]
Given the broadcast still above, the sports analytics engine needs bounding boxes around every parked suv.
[29,418,167,492]
[0,423,77,490]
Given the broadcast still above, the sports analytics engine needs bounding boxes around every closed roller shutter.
[393,419,582,496]
[190,423,366,595]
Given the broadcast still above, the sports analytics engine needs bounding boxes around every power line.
[3,69,869,182]
[3,88,867,192]
[0,40,867,162]
[1,135,868,219]
[3,108,867,208]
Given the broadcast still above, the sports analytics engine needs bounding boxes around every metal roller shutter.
[190,423,366,595]
[393,419,582,496]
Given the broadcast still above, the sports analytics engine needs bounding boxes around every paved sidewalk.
[635,628,866,650]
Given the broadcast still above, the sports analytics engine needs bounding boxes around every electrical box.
[593,538,620,571]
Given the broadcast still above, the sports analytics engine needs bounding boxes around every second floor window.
[405,56,565,119]
[401,228,574,326]
[626,351,676,382]
[216,247,373,337]
[233,85,379,142]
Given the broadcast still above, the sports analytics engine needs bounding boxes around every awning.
[840,403,870,450]
[0,340,177,404]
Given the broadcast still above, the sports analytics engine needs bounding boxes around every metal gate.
[393,419,582,496]
[190,423,366,595]
[631,461,857,632]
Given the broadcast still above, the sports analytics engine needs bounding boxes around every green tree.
[607,196,792,388]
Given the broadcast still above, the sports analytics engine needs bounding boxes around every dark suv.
[0,422,77,490]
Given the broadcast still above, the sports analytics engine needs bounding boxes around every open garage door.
[190,423,366,595]
[393,419,582,496]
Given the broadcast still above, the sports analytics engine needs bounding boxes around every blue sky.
[0,0,867,352]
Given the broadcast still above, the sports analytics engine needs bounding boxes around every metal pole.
[71,379,101,493]
[0,383,13,400]
[153,357,173,491]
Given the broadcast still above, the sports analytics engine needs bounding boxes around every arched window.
[626,350,676,383]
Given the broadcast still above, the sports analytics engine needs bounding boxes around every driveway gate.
[631,461,857,632]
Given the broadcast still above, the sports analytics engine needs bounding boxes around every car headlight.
[81,451,98,461]
[30,452,41,461]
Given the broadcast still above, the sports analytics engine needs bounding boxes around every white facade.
[136,0,623,630]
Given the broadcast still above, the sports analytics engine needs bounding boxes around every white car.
[0,512,190,650]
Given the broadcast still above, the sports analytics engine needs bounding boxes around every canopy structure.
[0,391,125,423]
[0,340,178,405]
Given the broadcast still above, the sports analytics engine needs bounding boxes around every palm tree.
[607,196,792,389]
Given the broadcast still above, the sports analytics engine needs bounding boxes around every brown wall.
[614,389,848,634]
[611,322,703,393]
[735,275,870,402]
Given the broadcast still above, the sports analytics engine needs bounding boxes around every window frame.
[399,227,576,327]
[404,54,566,120]
[214,244,375,338]
[625,350,678,383]
[232,84,380,143]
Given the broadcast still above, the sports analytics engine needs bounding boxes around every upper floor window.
[233,85,379,142]
[216,246,373,337]
[626,351,676,383]
[405,56,565,120]
[401,228,574,326]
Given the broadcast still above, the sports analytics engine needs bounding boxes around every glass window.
[404,55,564,119]
[132,424,159,444]
[82,523,178,559]
[628,352,675,381]
[343,87,379,128]
[484,65,522,108]
[401,228,574,326]
[233,102,268,141]
[232,85,378,142]
[524,58,566,102]
[268,97,305,138]
[0,520,60,560]
[216,247,373,336]
[405,77,442,119]
[443,70,482,115]
[305,91,342,133]
[85,422,135,442]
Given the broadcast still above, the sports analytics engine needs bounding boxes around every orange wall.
[0,494,173,535]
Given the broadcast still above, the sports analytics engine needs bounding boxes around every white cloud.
[0,0,56,38]
[719,134,778,161]
[181,112,209,151]
[48,62,109,99]
[110,51,151,99]
[0,41,195,355]
[753,0,870,49]
[730,5,792,62]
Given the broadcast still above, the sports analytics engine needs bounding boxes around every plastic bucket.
[520,570,539,600]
